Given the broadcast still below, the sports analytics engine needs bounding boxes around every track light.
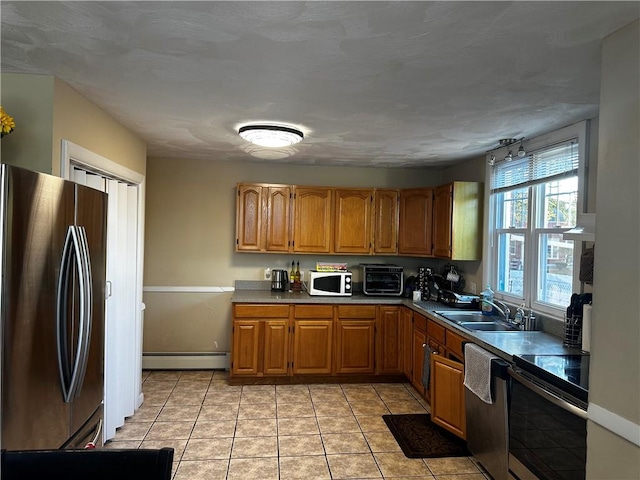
[487,137,526,166]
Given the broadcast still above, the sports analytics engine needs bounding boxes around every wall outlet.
[299,270,304,281]
[263,268,272,280]
[469,282,477,294]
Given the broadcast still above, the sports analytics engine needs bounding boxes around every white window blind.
[491,140,579,192]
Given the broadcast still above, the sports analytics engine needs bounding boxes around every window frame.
[484,121,590,319]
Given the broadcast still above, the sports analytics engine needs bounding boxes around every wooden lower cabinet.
[231,304,290,377]
[291,304,335,375]
[408,312,428,395]
[335,320,375,374]
[376,306,402,374]
[263,320,289,375]
[231,320,261,375]
[335,305,376,374]
[430,354,466,439]
[401,307,413,379]
[292,320,333,374]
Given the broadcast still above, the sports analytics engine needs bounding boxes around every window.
[488,123,586,317]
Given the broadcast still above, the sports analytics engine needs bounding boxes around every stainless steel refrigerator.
[0,164,107,450]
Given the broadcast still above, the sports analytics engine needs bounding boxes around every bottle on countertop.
[295,261,301,283]
[290,261,296,290]
[481,285,494,315]
[514,303,525,327]
[526,309,536,331]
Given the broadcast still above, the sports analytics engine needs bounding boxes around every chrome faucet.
[482,299,512,322]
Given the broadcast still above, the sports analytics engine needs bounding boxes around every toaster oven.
[361,264,404,296]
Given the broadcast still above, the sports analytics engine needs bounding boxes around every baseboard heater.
[142,352,230,370]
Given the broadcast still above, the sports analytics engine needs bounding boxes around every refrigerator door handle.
[56,226,89,403]
[73,226,93,397]
[56,226,75,403]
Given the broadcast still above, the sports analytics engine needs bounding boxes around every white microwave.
[308,270,352,296]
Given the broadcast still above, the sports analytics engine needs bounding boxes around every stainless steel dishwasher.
[465,358,510,480]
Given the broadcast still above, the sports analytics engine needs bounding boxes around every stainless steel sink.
[434,311,494,323]
[457,321,521,332]
[434,310,521,332]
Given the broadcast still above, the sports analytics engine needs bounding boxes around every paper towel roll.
[582,304,592,352]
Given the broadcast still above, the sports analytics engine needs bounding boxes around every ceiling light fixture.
[238,124,304,148]
[487,137,526,165]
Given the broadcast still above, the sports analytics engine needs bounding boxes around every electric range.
[513,353,589,403]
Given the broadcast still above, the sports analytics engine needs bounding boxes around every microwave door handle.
[508,367,587,419]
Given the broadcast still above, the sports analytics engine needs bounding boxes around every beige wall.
[52,77,146,176]
[0,74,54,173]
[587,20,640,477]
[0,74,146,177]
[143,157,472,353]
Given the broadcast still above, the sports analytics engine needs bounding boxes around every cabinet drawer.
[294,305,334,319]
[337,305,376,318]
[414,312,427,332]
[446,330,465,359]
[427,320,446,344]
[234,304,290,318]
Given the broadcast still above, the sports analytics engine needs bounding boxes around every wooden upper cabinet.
[398,187,434,256]
[265,186,292,252]
[433,181,483,260]
[236,184,263,252]
[236,183,291,252]
[373,189,399,254]
[334,188,373,254]
[293,187,333,253]
[433,183,453,258]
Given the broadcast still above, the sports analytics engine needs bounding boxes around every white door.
[72,167,141,442]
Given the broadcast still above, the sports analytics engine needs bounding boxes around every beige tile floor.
[104,370,491,480]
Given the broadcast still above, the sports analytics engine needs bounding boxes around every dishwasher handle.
[491,358,510,380]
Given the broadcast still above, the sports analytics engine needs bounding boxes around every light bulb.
[517,145,526,157]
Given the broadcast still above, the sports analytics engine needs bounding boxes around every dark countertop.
[231,289,582,362]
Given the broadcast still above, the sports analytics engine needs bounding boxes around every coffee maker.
[271,269,289,291]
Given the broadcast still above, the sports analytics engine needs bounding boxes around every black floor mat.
[382,414,470,458]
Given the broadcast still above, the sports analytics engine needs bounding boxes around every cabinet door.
[374,189,399,254]
[431,354,466,439]
[231,320,260,375]
[399,187,434,256]
[411,328,427,395]
[292,320,333,374]
[263,320,289,375]
[377,306,402,374]
[265,186,291,252]
[293,187,333,253]
[334,188,372,254]
[335,320,375,374]
[433,183,453,258]
[401,308,413,379]
[236,185,264,251]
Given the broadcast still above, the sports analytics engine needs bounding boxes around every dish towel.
[463,343,498,404]
[421,345,431,389]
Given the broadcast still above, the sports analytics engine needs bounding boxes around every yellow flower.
[0,106,16,137]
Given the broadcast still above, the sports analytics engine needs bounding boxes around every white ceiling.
[1,1,638,168]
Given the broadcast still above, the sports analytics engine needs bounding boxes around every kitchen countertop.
[231,288,582,363]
